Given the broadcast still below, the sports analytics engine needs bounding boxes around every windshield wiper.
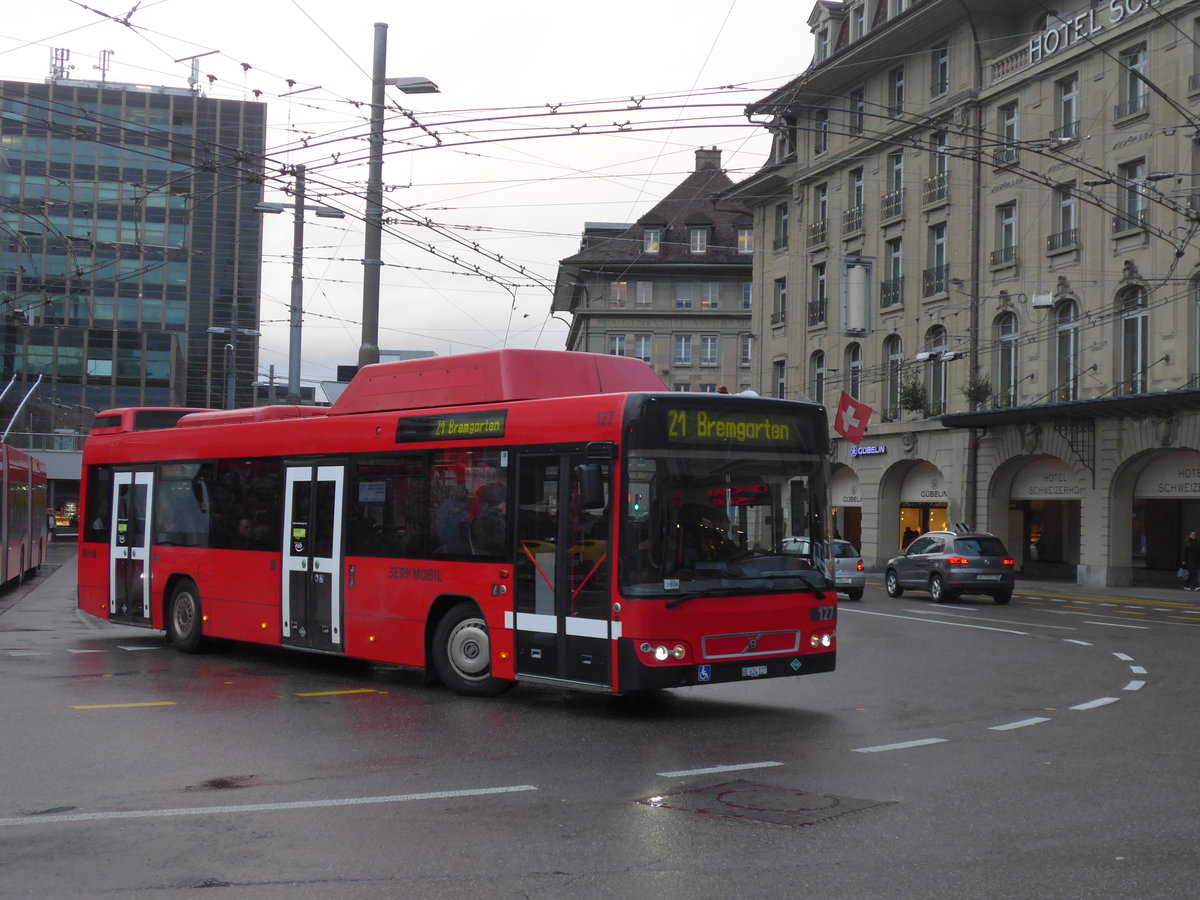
[664,587,739,609]
[664,573,827,608]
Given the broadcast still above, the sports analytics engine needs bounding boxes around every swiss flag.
[833,391,872,445]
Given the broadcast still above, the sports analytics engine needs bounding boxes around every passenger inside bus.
[678,503,741,566]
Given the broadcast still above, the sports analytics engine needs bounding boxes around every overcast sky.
[1,0,812,395]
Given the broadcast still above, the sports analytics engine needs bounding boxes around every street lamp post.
[206,323,261,409]
[358,21,438,370]
[256,165,344,404]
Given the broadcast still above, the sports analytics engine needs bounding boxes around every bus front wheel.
[168,579,204,653]
[432,602,511,698]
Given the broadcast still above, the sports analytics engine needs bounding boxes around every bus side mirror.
[576,464,607,511]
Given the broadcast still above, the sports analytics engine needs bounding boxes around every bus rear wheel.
[168,579,204,653]
[432,602,511,698]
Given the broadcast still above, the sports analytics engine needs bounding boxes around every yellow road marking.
[1114,610,1147,616]
[293,688,381,698]
[68,701,176,710]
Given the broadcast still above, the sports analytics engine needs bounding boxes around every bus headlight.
[810,632,834,649]
[639,641,690,663]
[654,645,669,661]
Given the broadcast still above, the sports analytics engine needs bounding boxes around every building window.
[700,282,719,310]
[773,202,789,251]
[608,334,626,356]
[635,281,653,308]
[995,312,1018,408]
[924,132,949,204]
[996,101,1019,165]
[809,351,826,406]
[1119,286,1149,395]
[924,223,948,296]
[809,263,828,326]
[1053,74,1079,141]
[816,26,830,62]
[1117,43,1149,118]
[741,282,752,310]
[814,107,829,154]
[882,237,903,308]
[689,227,708,254]
[773,359,787,399]
[772,277,787,325]
[737,226,754,253]
[699,384,718,394]
[609,281,627,306]
[740,333,752,366]
[848,88,865,135]
[675,282,693,310]
[700,335,719,366]
[1055,300,1079,402]
[992,202,1017,266]
[882,151,904,218]
[634,334,652,365]
[846,342,862,399]
[851,4,867,40]
[884,334,903,419]
[673,334,693,366]
[1116,158,1147,231]
[643,228,662,253]
[931,45,949,96]
[1049,183,1078,251]
[808,184,828,246]
[888,67,905,116]
[923,325,948,415]
[845,168,865,232]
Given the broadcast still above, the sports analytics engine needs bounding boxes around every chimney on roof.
[695,146,722,172]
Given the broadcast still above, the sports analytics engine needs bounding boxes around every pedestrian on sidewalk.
[1183,531,1200,590]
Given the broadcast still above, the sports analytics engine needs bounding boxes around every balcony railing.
[1112,210,1148,233]
[842,205,864,233]
[806,219,828,248]
[1047,228,1078,252]
[989,245,1017,267]
[772,234,788,251]
[880,277,904,309]
[807,298,828,326]
[1114,93,1149,119]
[992,145,1019,167]
[923,264,949,297]
[922,172,949,205]
[769,310,786,325]
[881,189,905,220]
[1048,119,1080,142]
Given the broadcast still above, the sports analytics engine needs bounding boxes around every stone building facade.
[727,0,1200,585]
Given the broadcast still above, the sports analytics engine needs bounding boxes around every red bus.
[77,350,836,696]
[0,443,48,585]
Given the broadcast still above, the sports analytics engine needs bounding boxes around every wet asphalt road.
[1,546,1198,899]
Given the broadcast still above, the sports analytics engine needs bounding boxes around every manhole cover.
[639,779,894,828]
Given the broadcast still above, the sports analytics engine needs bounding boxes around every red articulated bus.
[77,350,836,696]
[0,443,48,586]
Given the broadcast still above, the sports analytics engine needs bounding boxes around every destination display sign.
[663,407,799,446]
[396,410,507,443]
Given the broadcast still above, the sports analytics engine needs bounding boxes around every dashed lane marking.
[989,717,1051,731]
[657,761,782,778]
[294,689,383,698]
[1070,697,1120,710]
[67,701,176,710]
[852,738,948,753]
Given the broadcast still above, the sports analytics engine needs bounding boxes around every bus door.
[109,471,153,625]
[513,450,613,688]
[282,464,346,652]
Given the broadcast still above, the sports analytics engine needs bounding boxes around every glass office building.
[0,76,267,431]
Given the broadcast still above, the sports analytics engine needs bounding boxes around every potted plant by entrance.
[961,373,993,410]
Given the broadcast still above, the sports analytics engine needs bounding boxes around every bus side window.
[83,465,113,542]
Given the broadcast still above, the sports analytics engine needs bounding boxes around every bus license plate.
[741,665,768,678]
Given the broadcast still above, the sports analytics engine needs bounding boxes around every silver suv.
[884,529,1015,604]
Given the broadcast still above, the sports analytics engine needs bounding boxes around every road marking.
[117,646,159,652]
[657,761,782,778]
[1063,639,1092,646]
[989,717,1051,731]
[1129,665,1147,675]
[852,738,948,753]
[1083,621,1149,630]
[840,608,1027,635]
[1123,680,1145,691]
[7,651,49,656]
[1070,697,1119,710]
[0,785,538,829]
[67,701,176,710]
[65,649,104,654]
[1113,653,1134,661]
[293,689,382,697]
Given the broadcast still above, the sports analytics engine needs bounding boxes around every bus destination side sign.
[396,410,508,443]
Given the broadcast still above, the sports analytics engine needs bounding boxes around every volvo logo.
[742,635,763,653]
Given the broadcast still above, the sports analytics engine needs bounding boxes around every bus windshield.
[619,445,830,598]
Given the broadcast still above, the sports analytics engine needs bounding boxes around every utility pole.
[288,165,306,404]
[359,22,388,371]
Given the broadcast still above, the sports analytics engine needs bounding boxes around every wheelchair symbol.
[697,664,712,682]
